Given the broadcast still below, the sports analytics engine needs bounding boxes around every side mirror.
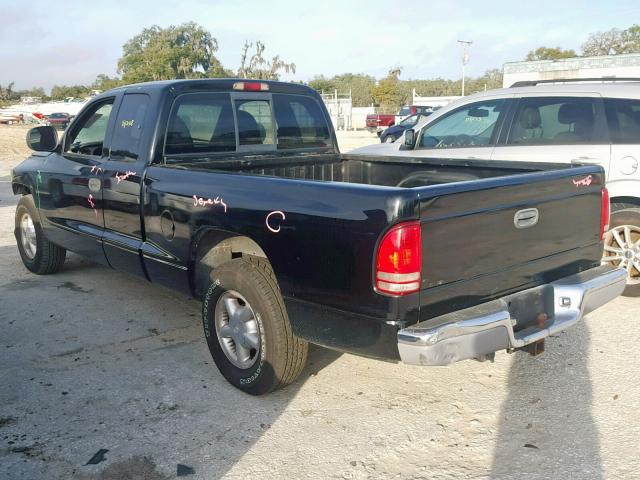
[402,129,416,150]
[26,126,58,152]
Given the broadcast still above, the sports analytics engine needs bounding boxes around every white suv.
[352,79,640,294]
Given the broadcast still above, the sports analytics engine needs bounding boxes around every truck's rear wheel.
[202,256,308,395]
[602,206,640,296]
[15,196,66,274]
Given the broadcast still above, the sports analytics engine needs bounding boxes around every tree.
[371,68,403,113]
[525,46,577,61]
[50,85,91,101]
[118,22,221,82]
[92,74,125,91]
[332,73,375,107]
[0,82,15,102]
[308,75,336,94]
[309,73,376,107]
[582,24,640,56]
[237,41,295,80]
[465,68,504,93]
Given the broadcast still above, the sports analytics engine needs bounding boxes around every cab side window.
[605,98,640,144]
[507,97,597,145]
[66,100,114,157]
[110,94,150,162]
[418,100,505,149]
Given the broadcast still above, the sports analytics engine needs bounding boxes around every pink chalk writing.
[115,170,136,184]
[192,195,227,212]
[572,175,593,187]
[90,165,103,175]
[88,194,98,218]
[266,211,286,233]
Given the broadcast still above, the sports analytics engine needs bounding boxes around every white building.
[503,53,640,87]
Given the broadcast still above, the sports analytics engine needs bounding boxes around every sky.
[1,0,638,92]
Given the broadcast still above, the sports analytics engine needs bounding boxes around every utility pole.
[457,40,472,96]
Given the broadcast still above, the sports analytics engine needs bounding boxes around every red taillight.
[410,106,417,115]
[375,221,422,295]
[600,187,610,241]
[232,81,269,91]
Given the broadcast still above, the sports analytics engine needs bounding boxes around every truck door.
[407,98,511,160]
[101,92,153,278]
[38,97,115,264]
[603,98,640,202]
[491,95,610,168]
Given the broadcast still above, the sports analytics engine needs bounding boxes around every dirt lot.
[0,124,639,480]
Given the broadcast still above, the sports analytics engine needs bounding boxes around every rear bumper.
[397,265,626,366]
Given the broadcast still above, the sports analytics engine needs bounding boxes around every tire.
[202,256,308,395]
[603,207,640,297]
[15,195,66,274]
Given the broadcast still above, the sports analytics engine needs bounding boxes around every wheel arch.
[12,180,32,196]
[190,228,269,299]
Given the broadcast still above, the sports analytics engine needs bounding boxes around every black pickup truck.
[12,79,626,395]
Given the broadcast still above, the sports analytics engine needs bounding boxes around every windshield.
[399,114,421,126]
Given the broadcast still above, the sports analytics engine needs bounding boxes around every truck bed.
[169,152,552,187]
[158,153,604,334]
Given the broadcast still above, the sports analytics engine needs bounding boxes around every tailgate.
[418,167,605,292]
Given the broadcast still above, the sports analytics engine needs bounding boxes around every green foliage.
[308,73,376,107]
[92,74,125,91]
[308,75,336,94]
[370,69,504,113]
[50,85,91,100]
[117,22,221,83]
[0,83,49,106]
[371,68,404,113]
[525,46,577,61]
[582,24,640,56]
[0,82,15,102]
[237,41,295,80]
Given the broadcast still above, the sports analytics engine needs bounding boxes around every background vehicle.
[380,113,431,143]
[366,105,434,135]
[12,79,624,395]
[0,112,23,124]
[352,78,640,294]
[45,112,73,129]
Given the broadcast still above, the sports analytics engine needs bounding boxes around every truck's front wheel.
[202,256,308,395]
[15,196,66,274]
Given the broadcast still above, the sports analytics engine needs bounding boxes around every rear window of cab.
[164,92,330,157]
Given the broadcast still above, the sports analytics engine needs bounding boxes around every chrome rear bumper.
[398,265,626,366]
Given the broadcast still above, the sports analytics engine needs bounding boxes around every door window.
[507,97,598,145]
[235,99,274,146]
[110,94,150,162]
[273,94,330,149]
[604,98,640,144]
[418,100,505,149]
[164,93,236,156]
[66,100,114,157]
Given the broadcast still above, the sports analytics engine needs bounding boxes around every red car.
[45,112,72,129]
[365,113,396,134]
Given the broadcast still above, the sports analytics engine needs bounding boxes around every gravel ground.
[0,124,639,479]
